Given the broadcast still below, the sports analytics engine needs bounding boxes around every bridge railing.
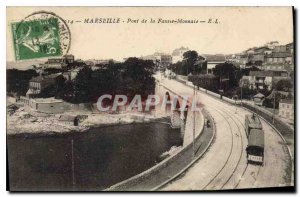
[106,109,208,191]
[173,77,294,185]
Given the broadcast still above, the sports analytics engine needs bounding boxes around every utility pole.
[193,83,196,157]
[241,82,243,104]
[71,139,75,191]
[273,91,276,124]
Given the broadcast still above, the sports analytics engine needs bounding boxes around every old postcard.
[6,7,294,191]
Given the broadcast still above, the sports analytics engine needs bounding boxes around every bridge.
[155,77,204,146]
[155,73,293,190]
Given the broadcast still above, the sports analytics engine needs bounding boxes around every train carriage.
[245,114,262,137]
[246,129,264,165]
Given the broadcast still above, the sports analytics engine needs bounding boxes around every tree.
[171,50,205,76]
[262,92,284,109]
[40,75,66,98]
[122,58,155,98]
[213,62,238,88]
[213,63,236,77]
[275,79,292,92]
[56,81,75,102]
[236,87,257,100]
[73,67,93,103]
[124,57,155,81]
[7,69,38,96]
[63,58,156,104]
[182,50,198,75]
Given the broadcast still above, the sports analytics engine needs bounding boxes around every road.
[158,76,292,190]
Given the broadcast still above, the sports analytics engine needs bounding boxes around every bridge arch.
[165,91,172,114]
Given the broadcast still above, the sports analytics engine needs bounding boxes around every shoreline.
[7,106,170,136]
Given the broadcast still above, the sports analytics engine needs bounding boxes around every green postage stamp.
[12,17,61,60]
[11,11,71,61]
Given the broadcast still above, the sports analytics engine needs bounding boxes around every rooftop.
[266,52,292,58]
[30,73,62,82]
[204,54,226,62]
[248,129,264,148]
[254,46,271,52]
[32,97,64,103]
[253,93,265,98]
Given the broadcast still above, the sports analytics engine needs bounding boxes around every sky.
[7,7,293,62]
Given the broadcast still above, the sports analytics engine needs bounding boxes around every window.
[282,104,285,108]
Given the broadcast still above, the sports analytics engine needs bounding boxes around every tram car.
[246,129,264,165]
[245,113,262,137]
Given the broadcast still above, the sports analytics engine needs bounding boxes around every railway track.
[201,106,244,190]
[220,106,262,189]
[218,106,246,189]
[201,99,264,190]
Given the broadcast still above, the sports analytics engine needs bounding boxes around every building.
[204,54,226,74]
[265,52,292,64]
[94,59,114,65]
[20,97,71,113]
[286,43,294,54]
[234,53,248,66]
[273,45,287,53]
[244,48,255,55]
[252,52,265,62]
[26,73,64,98]
[44,54,75,69]
[141,52,172,69]
[172,46,189,63]
[47,54,74,64]
[278,99,294,121]
[233,42,293,67]
[254,46,272,54]
[264,41,279,49]
[262,64,286,71]
[64,54,75,64]
[62,68,81,81]
[248,70,289,90]
[159,54,173,68]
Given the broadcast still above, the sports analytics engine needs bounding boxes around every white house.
[172,47,189,63]
[278,99,294,121]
